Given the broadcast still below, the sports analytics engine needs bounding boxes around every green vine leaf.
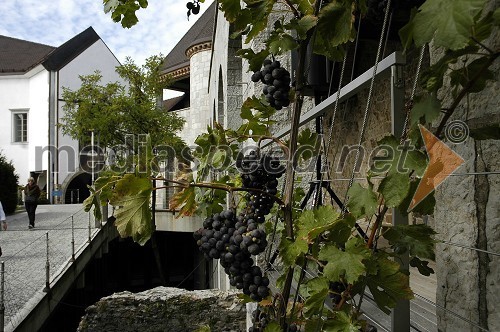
[236,48,270,73]
[322,311,363,332]
[347,183,378,219]
[170,186,197,217]
[316,1,356,48]
[364,255,414,314]
[382,224,437,261]
[303,285,330,318]
[410,94,441,126]
[83,186,103,222]
[400,0,488,50]
[378,172,411,208]
[263,322,281,332]
[285,15,318,40]
[319,237,370,284]
[399,179,436,215]
[296,206,340,243]
[279,236,308,266]
[109,173,153,245]
[409,256,435,276]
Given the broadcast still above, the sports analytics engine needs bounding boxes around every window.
[12,111,28,142]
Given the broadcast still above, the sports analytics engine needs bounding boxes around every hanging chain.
[341,0,393,215]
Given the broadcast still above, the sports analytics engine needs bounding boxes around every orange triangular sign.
[408,125,465,211]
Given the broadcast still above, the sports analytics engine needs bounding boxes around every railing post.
[0,261,5,332]
[88,212,92,243]
[390,63,410,331]
[70,216,75,262]
[43,232,50,292]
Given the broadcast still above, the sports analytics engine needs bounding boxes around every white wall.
[56,39,123,187]
[0,66,49,183]
[180,49,212,146]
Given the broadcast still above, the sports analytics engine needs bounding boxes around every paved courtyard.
[0,204,99,330]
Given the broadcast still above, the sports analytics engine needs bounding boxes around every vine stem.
[435,51,499,137]
[153,177,286,206]
[278,0,323,327]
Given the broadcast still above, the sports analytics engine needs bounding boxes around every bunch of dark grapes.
[186,0,200,18]
[329,281,347,305]
[237,150,284,256]
[248,310,298,332]
[194,208,271,301]
[251,59,291,110]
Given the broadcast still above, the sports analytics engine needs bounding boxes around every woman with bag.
[24,177,41,229]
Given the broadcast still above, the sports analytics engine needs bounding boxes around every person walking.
[24,177,41,229]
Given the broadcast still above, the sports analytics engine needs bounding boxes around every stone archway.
[61,171,92,204]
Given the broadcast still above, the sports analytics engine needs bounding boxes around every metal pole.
[0,262,5,332]
[91,130,95,185]
[43,232,50,292]
[71,216,75,262]
[88,212,92,243]
[390,64,410,331]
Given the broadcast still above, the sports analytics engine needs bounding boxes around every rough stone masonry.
[77,287,247,332]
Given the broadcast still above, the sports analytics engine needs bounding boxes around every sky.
[0,0,214,66]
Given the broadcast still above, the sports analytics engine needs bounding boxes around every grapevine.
[251,59,292,111]
[194,150,284,302]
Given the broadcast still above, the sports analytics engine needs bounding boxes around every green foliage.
[103,0,149,28]
[0,152,19,213]
[383,224,437,261]
[346,183,378,219]
[400,0,488,50]
[364,255,414,314]
[60,55,186,155]
[319,237,370,284]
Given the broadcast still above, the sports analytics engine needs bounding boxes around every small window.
[13,111,28,142]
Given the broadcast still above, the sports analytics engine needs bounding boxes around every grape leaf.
[316,1,356,48]
[378,172,410,208]
[303,286,329,318]
[409,256,435,276]
[83,186,103,222]
[263,322,281,332]
[346,183,378,219]
[279,236,308,266]
[109,174,153,245]
[322,311,362,332]
[399,179,436,215]
[402,0,488,50]
[382,224,437,260]
[170,186,197,217]
[319,237,370,284]
[236,49,270,73]
[285,15,318,40]
[365,256,414,314]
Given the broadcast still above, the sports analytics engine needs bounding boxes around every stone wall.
[77,287,247,332]
[431,6,499,330]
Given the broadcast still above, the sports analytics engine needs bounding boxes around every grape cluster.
[248,310,298,332]
[186,0,200,17]
[194,208,271,301]
[194,150,284,302]
[251,59,291,110]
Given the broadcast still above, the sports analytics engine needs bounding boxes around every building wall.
[180,49,212,146]
[0,65,50,184]
[56,39,123,188]
[432,17,499,331]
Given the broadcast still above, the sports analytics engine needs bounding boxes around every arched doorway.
[64,172,91,204]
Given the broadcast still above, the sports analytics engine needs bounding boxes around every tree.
[92,0,499,330]
[60,55,186,155]
[0,151,19,214]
